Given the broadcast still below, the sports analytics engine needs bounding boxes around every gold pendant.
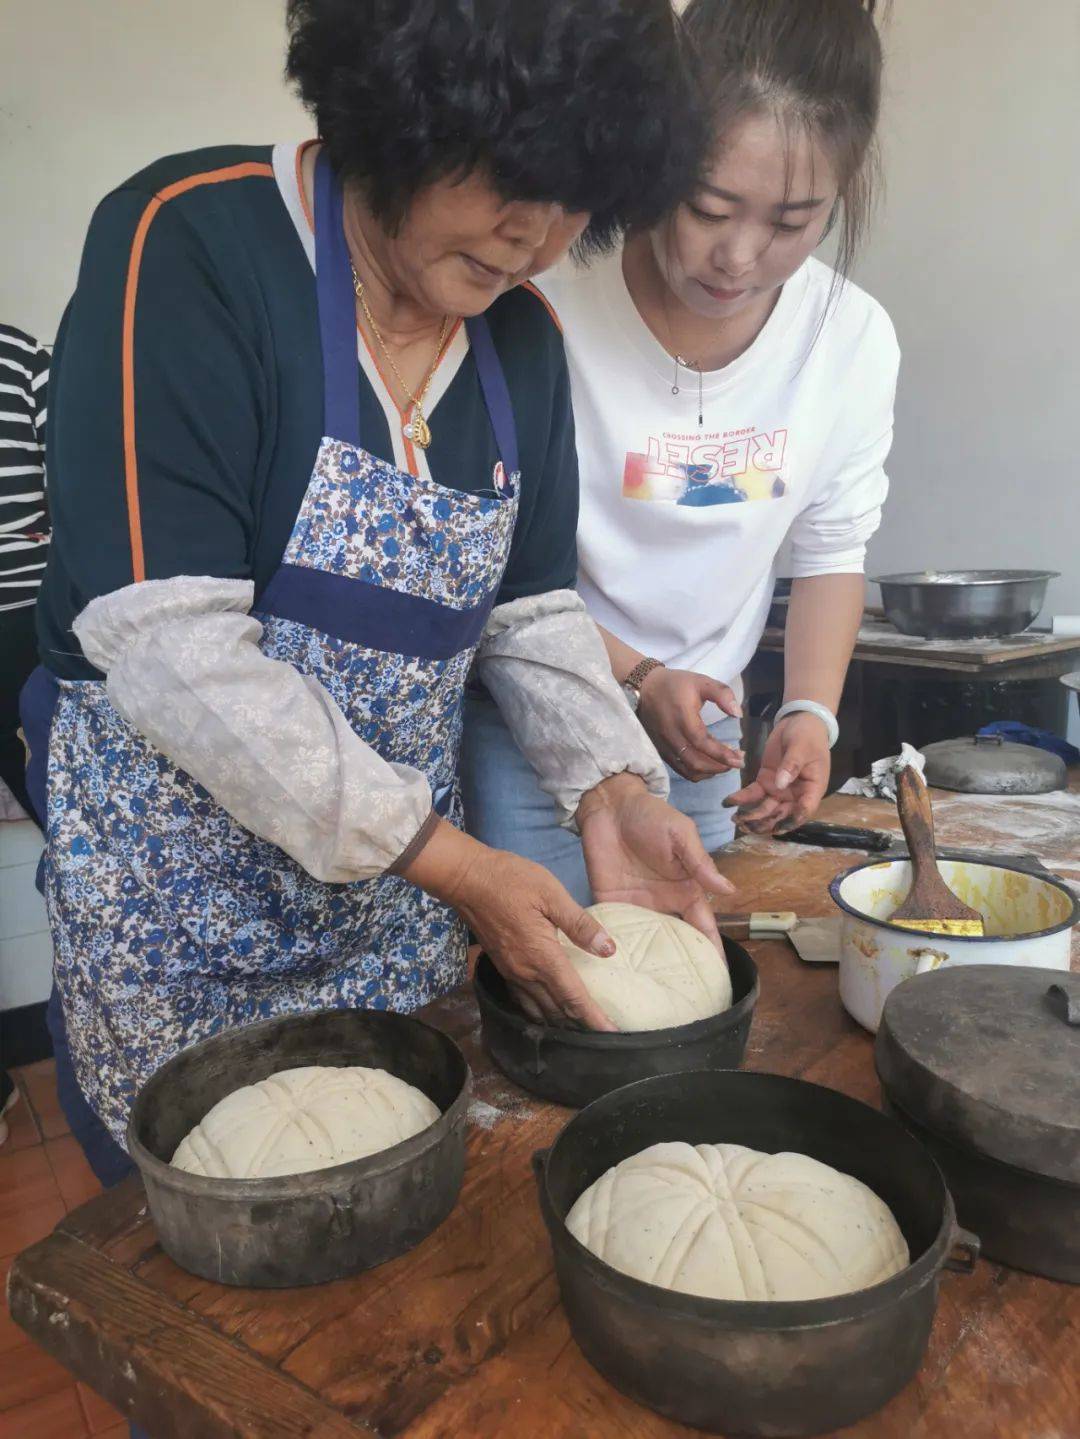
[403,412,432,449]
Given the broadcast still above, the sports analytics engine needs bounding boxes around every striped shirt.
[0,324,50,613]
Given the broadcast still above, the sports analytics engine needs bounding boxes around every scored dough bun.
[558,901,732,1030]
[567,1141,910,1302]
[171,1065,440,1179]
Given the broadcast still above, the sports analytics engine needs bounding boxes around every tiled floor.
[0,1060,127,1437]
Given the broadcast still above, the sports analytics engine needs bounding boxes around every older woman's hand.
[577,773,735,948]
[403,820,618,1030]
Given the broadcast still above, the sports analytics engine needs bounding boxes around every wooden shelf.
[758,618,1080,673]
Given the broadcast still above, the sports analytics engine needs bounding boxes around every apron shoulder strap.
[465,313,520,482]
[314,151,362,446]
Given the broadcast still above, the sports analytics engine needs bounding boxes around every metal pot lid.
[876,966,1080,1184]
[921,734,1067,794]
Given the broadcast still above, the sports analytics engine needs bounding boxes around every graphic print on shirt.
[622,426,789,507]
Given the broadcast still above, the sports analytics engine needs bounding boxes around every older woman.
[23,0,732,1191]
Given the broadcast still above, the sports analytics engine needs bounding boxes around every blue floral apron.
[33,152,520,1142]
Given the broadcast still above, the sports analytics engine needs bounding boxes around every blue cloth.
[47,989,133,1186]
[977,721,1080,766]
[18,663,57,836]
[258,562,500,661]
[48,993,146,1439]
[460,690,741,906]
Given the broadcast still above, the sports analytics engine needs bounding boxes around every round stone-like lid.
[876,965,1080,1184]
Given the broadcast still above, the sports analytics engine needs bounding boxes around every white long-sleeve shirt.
[538,254,900,693]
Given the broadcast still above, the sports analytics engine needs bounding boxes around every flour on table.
[933,788,1080,851]
[467,1100,504,1131]
[469,1072,536,1129]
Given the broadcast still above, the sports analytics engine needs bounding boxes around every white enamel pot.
[829,858,1079,1034]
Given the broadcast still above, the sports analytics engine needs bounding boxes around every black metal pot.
[881,1097,1080,1284]
[535,1070,978,1438]
[474,939,758,1108]
[875,966,1080,1284]
[128,1007,470,1288]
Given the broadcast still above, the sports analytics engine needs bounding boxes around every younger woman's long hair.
[681,0,887,279]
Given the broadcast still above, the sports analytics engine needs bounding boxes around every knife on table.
[777,822,894,851]
[775,822,1049,874]
[712,911,841,963]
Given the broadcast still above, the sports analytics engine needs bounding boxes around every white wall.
[0,0,308,341]
[857,0,1080,617]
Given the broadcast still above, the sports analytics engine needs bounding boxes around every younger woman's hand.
[637,668,744,781]
[724,712,832,834]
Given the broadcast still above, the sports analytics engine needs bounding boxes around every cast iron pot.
[474,938,758,1108]
[535,1069,978,1438]
[128,1007,470,1288]
[880,1098,1080,1284]
[875,967,1080,1284]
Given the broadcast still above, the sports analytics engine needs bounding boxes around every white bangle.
[774,701,839,750]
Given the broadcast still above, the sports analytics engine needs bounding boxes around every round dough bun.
[171,1065,440,1179]
[567,1141,910,1302]
[558,901,732,1030]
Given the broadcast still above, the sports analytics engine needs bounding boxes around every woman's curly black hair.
[285,0,705,253]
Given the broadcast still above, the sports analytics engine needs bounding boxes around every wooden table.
[9,788,1080,1438]
[758,617,1080,676]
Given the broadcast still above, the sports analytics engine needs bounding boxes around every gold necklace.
[351,264,450,450]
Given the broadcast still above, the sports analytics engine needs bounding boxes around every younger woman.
[463,0,899,905]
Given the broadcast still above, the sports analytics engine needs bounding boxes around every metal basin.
[128,1007,470,1287]
[874,569,1058,639]
[535,1070,978,1437]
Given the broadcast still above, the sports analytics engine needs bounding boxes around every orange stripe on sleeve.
[121,161,274,582]
[295,140,318,233]
[521,281,563,333]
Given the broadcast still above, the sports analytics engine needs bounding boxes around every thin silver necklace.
[671,354,706,429]
[660,281,712,428]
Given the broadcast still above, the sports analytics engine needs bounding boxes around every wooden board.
[757,619,1080,672]
[9,788,1080,1439]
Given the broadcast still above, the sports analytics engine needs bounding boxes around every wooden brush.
[889,766,985,937]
